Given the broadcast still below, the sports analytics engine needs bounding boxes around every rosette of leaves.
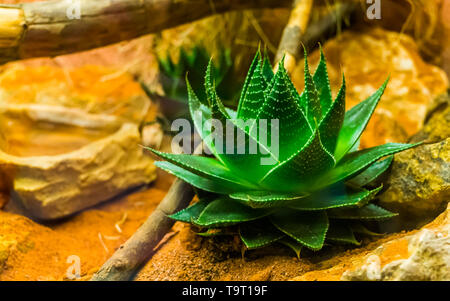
[149,46,241,120]
[146,48,419,256]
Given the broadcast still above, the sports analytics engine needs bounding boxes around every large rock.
[410,94,450,144]
[291,203,450,281]
[0,62,160,219]
[0,105,156,220]
[0,64,154,124]
[292,28,448,149]
[378,138,449,227]
[378,96,450,227]
[341,203,450,281]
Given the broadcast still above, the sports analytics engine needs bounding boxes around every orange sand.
[136,220,415,281]
[0,170,173,281]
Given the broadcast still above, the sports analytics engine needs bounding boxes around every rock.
[378,138,449,227]
[0,64,152,124]
[354,0,447,65]
[342,204,450,281]
[0,105,156,220]
[0,239,12,274]
[377,93,449,227]
[292,27,448,149]
[410,94,450,144]
[292,203,450,281]
[0,62,161,219]
[341,255,383,281]
[142,122,164,149]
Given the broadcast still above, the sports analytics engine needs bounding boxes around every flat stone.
[0,105,156,220]
[341,203,450,281]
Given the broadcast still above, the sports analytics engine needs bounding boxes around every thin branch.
[275,0,315,73]
[274,1,358,72]
[91,144,204,281]
[90,178,195,281]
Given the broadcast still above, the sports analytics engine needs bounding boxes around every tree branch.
[90,178,195,281]
[274,1,358,73]
[275,0,314,72]
[0,0,292,64]
[91,143,204,281]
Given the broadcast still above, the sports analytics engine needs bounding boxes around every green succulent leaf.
[318,75,346,154]
[350,222,384,236]
[189,79,271,179]
[262,51,274,84]
[147,148,256,189]
[155,161,250,194]
[319,143,419,188]
[237,52,261,116]
[349,137,361,153]
[326,221,360,245]
[278,238,303,259]
[195,197,272,227]
[169,199,210,223]
[334,78,389,161]
[288,185,382,211]
[239,219,285,249]
[313,47,333,116]
[237,54,266,120]
[270,209,329,250]
[261,129,335,191]
[187,78,222,159]
[328,203,397,220]
[348,156,393,187]
[205,59,230,121]
[302,48,322,125]
[252,59,312,162]
[230,190,308,208]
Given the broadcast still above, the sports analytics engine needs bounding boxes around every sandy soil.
[0,170,173,281]
[136,220,413,281]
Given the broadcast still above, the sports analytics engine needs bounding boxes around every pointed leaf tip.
[270,209,329,251]
[335,78,390,161]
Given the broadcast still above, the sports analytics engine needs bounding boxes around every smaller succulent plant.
[152,46,241,117]
[147,48,419,256]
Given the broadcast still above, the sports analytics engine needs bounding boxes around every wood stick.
[274,1,358,72]
[0,0,292,64]
[91,143,203,281]
[274,0,314,73]
[90,177,195,281]
[300,2,358,52]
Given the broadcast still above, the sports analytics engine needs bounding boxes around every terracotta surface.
[135,219,417,281]
[0,170,173,281]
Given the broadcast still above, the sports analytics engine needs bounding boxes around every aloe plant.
[146,48,419,256]
[152,46,241,120]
